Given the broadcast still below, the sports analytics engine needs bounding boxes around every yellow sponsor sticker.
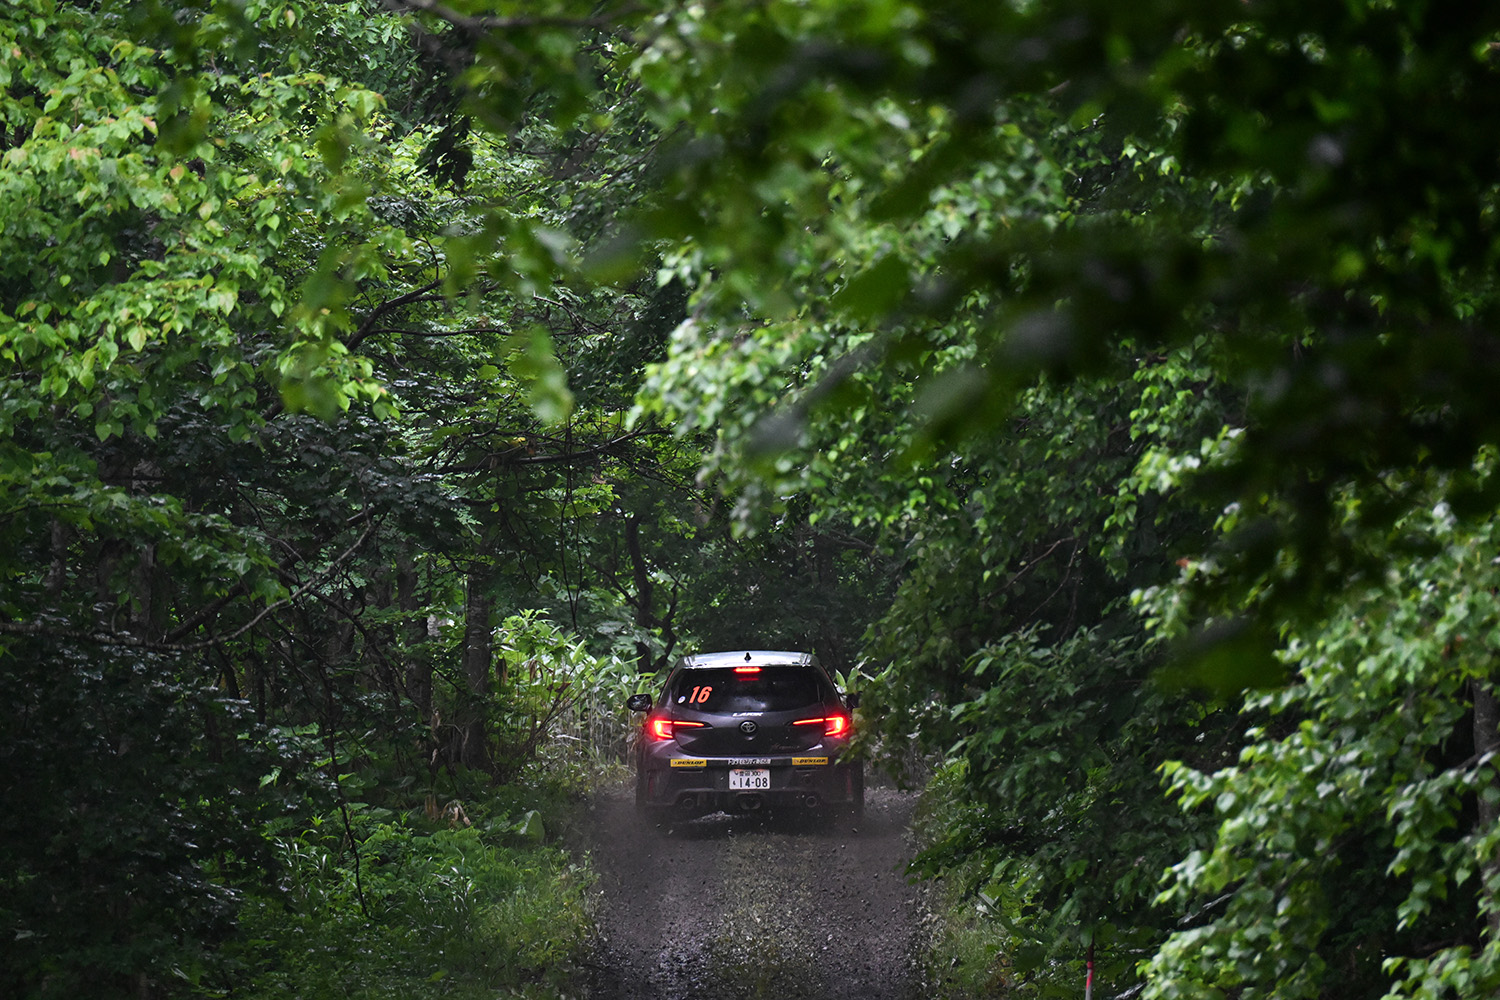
[669,758,707,768]
[792,756,828,767]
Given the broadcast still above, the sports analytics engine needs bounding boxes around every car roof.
[676,650,819,670]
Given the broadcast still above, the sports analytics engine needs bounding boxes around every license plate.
[729,768,771,790]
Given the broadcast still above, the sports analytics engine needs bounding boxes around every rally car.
[627,650,864,821]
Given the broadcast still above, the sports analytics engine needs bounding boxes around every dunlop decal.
[669,758,707,768]
[792,756,829,767]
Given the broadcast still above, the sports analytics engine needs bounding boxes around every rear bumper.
[638,756,862,815]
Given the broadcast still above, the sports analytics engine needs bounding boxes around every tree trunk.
[45,519,67,595]
[130,541,163,637]
[397,555,432,725]
[625,515,657,670]
[128,460,167,638]
[1475,677,1500,939]
[460,577,494,772]
[811,529,846,674]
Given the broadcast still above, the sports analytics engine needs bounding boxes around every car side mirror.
[844,692,861,710]
[626,693,652,712]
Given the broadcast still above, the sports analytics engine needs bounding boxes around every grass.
[201,787,596,1000]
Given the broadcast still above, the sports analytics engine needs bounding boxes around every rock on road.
[582,785,924,1000]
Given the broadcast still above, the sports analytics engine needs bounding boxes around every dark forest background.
[6,2,1500,998]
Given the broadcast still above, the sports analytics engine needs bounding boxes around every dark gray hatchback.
[627,650,863,820]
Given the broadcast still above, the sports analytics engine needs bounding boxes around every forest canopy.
[4,1,1500,998]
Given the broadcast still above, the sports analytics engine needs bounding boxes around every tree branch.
[0,521,379,654]
[348,279,445,351]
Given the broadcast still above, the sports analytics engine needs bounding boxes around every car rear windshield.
[669,666,827,713]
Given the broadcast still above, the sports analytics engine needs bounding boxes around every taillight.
[792,714,852,737]
[648,716,706,741]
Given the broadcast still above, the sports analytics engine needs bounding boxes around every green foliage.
[915,758,1160,1000]
[513,3,1500,999]
[221,808,592,1000]
[912,783,1019,999]
[784,346,1226,991]
[1143,483,1500,1000]
[0,1,697,994]
[12,0,1500,998]
[891,624,1220,996]
[600,2,1500,995]
[473,610,642,781]
[0,641,288,999]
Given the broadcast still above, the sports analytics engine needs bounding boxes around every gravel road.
[581,785,924,1000]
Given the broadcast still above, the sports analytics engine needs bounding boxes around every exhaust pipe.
[675,793,698,811]
[736,793,764,813]
[802,794,822,809]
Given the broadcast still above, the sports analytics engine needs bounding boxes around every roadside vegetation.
[222,789,593,1000]
[5,2,1500,999]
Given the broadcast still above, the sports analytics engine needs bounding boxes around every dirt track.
[581,785,924,1000]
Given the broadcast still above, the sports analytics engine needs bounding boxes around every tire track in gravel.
[582,785,923,1000]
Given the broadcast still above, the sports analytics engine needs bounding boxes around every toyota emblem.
[739,720,758,735]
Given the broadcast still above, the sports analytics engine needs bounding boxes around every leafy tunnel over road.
[582,786,923,1000]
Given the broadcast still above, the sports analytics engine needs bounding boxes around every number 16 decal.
[688,685,713,705]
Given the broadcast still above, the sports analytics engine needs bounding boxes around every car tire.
[633,769,672,828]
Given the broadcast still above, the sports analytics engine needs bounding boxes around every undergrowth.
[202,790,593,1000]
[913,760,1155,1000]
[913,762,1019,999]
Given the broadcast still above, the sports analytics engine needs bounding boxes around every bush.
[208,807,592,1000]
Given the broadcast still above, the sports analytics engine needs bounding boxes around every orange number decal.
[689,685,713,705]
